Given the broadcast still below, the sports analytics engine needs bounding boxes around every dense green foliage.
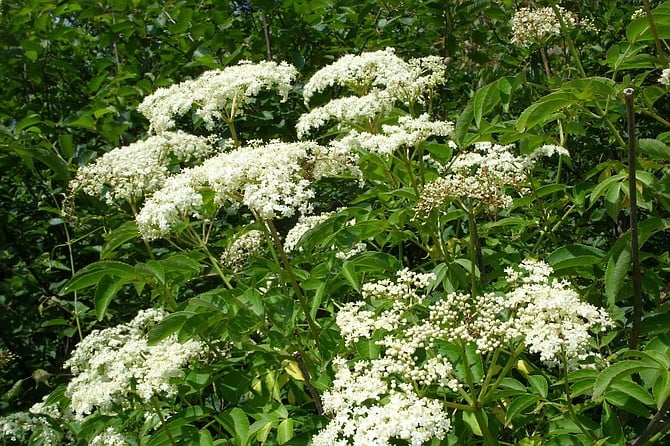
[2,0,670,445]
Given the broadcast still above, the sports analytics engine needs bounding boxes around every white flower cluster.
[329,114,454,155]
[220,229,265,271]
[138,60,298,133]
[90,427,128,446]
[0,399,66,445]
[316,261,612,444]
[70,131,215,205]
[316,270,455,445]
[503,260,613,363]
[313,361,451,446]
[298,48,447,137]
[631,8,646,21]
[659,68,670,86]
[64,308,207,419]
[136,140,359,239]
[416,142,567,213]
[511,6,582,47]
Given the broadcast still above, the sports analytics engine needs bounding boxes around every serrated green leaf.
[277,418,293,445]
[516,93,576,132]
[528,375,548,398]
[341,261,360,292]
[505,394,539,425]
[593,360,660,400]
[217,408,250,446]
[639,138,670,160]
[473,81,500,128]
[101,222,139,259]
[547,244,605,271]
[147,312,190,345]
[94,274,126,320]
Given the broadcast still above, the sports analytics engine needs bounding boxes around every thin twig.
[292,351,323,415]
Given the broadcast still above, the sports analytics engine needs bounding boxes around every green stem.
[480,343,526,404]
[474,407,496,446]
[477,349,500,401]
[265,219,322,346]
[467,201,479,297]
[562,351,598,441]
[61,210,83,341]
[624,88,642,350]
[151,397,177,446]
[549,3,586,78]
[643,0,668,68]
[187,227,234,290]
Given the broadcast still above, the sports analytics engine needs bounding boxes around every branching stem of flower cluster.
[151,396,177,446]
[480,343,526,404]
[187,227,234,291]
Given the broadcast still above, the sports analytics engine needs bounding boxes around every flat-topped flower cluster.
[136,140,359,239]
[416,142,568,213]
[316,260,612,444]
[70,131,216,206]
[64,308,208,418]
[138,60,297,133]
[298,48,449,138]
[511,6,585,47]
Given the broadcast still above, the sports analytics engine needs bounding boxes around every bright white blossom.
[313,360,451,446]
[64,308,208,419]
[315,261,612,444]
[0,398,67,445]
[503,260,613,364]
[138,60,297,133]
[416,142,567,213]
[297,90,395,138]
[329,114,454,155]
[70,131,215,205]
[90,427,128,446]
[511,6,583,47]
[137,140,359,239]
[659,68,670,86]
[298,48,447,137]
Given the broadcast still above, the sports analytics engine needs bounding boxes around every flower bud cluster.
[63,308,208,419]
[416,142,567,214]
[220,229,265,272]
[659,68,670,86]
[511,6,583,47]
[318,270,455,445]
[316,261,612,443]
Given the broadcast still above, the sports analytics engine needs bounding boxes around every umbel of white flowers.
[314,261,612,445]
[64,308,208,419]
[136,139,359,239]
